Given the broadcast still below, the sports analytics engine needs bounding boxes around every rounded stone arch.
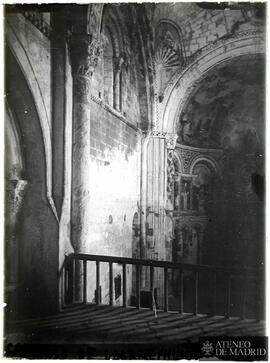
[173,152,182,174]
[193,223,203,231]
[190,156,220,177]
[5,25,58,221]
[100,5,127,111]
[101,6,124,57]
[160,31,265,134]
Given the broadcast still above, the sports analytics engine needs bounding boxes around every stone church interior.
[4,2,265,352]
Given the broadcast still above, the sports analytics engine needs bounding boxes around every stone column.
[140,131,151,260]
[5,179,28,318]
[69,34,102,300]
[146,132,177,305]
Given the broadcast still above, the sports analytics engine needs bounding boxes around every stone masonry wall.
[85,99,141,305]
[153,4,260,58]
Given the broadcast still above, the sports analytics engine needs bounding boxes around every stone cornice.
[176,142,223,154]
[90,94,139,133]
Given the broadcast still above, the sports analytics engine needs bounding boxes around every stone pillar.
[69,34,102,300]
[146,132,177,304]
[5,179,28,318]
[140,131,151,260]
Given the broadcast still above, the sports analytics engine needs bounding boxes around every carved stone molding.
[151,130,167,138]
[165,29,264,92]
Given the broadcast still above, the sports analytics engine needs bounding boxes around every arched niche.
[191,160,218,215]
[154,20,185,99]
[5,47,59,318]
[155,19,186,61]
[100,6,126,111]
[102,26,114,106]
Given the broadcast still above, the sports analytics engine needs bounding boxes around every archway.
[5,47,59,318]
[161,31,265,134]
[161,34,265,268]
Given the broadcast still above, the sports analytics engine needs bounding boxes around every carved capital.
[165,133,178,150]
[114,52,128,73]
[69,34,102,78]
[150,131,178,149]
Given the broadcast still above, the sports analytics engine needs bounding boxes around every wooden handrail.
[63,253,263,320]
[66,253,262,276]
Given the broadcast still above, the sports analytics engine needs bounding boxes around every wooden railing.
[62,253,264,320]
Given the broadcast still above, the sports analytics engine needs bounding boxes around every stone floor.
[6,304,265,346]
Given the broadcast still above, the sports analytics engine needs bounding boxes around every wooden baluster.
[226,275,231,318]
[96,261,100,305]
[256,274,262,322]
[150,265,154,310]
[179,269,184,314]
[61,263,64,308]
[194,270,198,315]
[83,260,87,304]
[136,264,140,309]
[72,258,76,303]
[66,257,73,304]
[65,260,68,293]
[63,257,67,305]
[241,276,247,320]
[164,267,168,312]
[109,262,113,306]
[211,271,217,316]
[122,263,127,307]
